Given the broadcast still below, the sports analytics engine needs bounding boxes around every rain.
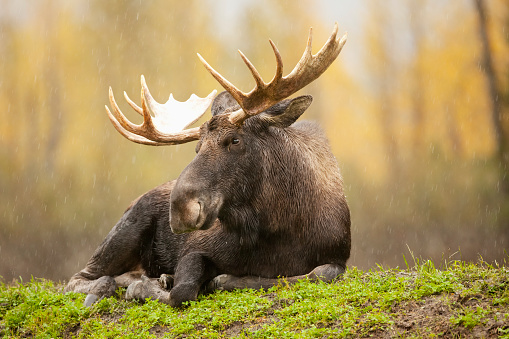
[0,0,508,283]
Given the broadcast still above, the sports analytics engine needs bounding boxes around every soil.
[58,291,509,338]
[219,293,508,338]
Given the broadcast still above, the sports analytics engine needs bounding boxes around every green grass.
[1,259,508,338]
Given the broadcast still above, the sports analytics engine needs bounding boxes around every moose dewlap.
[65,23,351,308]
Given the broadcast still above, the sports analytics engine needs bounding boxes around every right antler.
[106,75,217,145]
[197,23,347,125]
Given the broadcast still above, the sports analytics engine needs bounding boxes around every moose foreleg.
[205,264,345,292]
[168,252,218,307]
[125,253,217,307]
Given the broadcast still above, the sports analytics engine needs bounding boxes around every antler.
[105,75,217,145]
[197,23,347,125]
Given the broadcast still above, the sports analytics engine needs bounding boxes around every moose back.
[65,24,351,307]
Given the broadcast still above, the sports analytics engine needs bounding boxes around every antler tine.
[322,22,343,56]
[238,50,266,89]
[108,87,140,134]
[197,53,246,105]
[105,105,165,145]
[198,23,347,126]
[124,91,143,116]
[140,76,158,132]
[281,23,344,97]
[302,27,313,63]
[268,39,284,84]
[105,75,216,146]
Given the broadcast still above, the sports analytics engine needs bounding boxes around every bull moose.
[65,24,351,307]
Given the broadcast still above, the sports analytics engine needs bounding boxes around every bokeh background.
[1,0,508,282]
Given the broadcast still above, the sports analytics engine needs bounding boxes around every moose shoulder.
[65,24,351,307]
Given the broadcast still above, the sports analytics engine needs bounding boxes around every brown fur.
[65,92,351,307]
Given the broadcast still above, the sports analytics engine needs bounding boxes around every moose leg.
[205,264,345,292]
[169,252,218,307]
[124,252,216,307]
[65,189,166,304]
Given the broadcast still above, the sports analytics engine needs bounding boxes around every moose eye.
[232,138,240,145]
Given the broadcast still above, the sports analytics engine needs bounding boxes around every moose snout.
[169,190,223,234]
[170,198,202,234]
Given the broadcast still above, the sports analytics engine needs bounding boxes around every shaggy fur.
[65,92,351,307]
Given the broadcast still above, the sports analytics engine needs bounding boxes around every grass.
[1,259,508,338]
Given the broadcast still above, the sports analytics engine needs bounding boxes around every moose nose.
[170,198,202,234]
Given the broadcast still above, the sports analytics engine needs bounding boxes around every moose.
[65,24,351,307]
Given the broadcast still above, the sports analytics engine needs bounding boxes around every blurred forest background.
[1,0,508,282]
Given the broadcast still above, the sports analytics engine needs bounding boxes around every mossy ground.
[1,259,508,338]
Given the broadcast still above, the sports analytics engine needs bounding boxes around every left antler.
[106,75,217,145]
[197,23,347,125]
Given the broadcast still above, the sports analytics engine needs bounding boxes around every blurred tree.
[364,0,402,180]
[473,0,509,195]
[40,0,64,174]
[407,0,427,154]
[1,0,508,282]
[347,0,508,269]
[0,0,221,281]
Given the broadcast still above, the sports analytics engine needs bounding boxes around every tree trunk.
[473,0,509,194]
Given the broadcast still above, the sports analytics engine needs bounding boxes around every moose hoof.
[125,280,144,301]
[159,274,174,290]
[84,294,100,307]
[310,264,345,281]
[85,276,116,300]
[125,275,170,303]
[205,274,232,292]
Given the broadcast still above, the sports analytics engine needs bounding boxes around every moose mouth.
[169,194,223,234]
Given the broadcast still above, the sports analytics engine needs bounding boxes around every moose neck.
[218,121,344,247]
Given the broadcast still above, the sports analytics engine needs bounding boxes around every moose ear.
[260,95,313,128]
[211,91,240,116]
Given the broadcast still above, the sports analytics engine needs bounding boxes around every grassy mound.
[1,259,508,338]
